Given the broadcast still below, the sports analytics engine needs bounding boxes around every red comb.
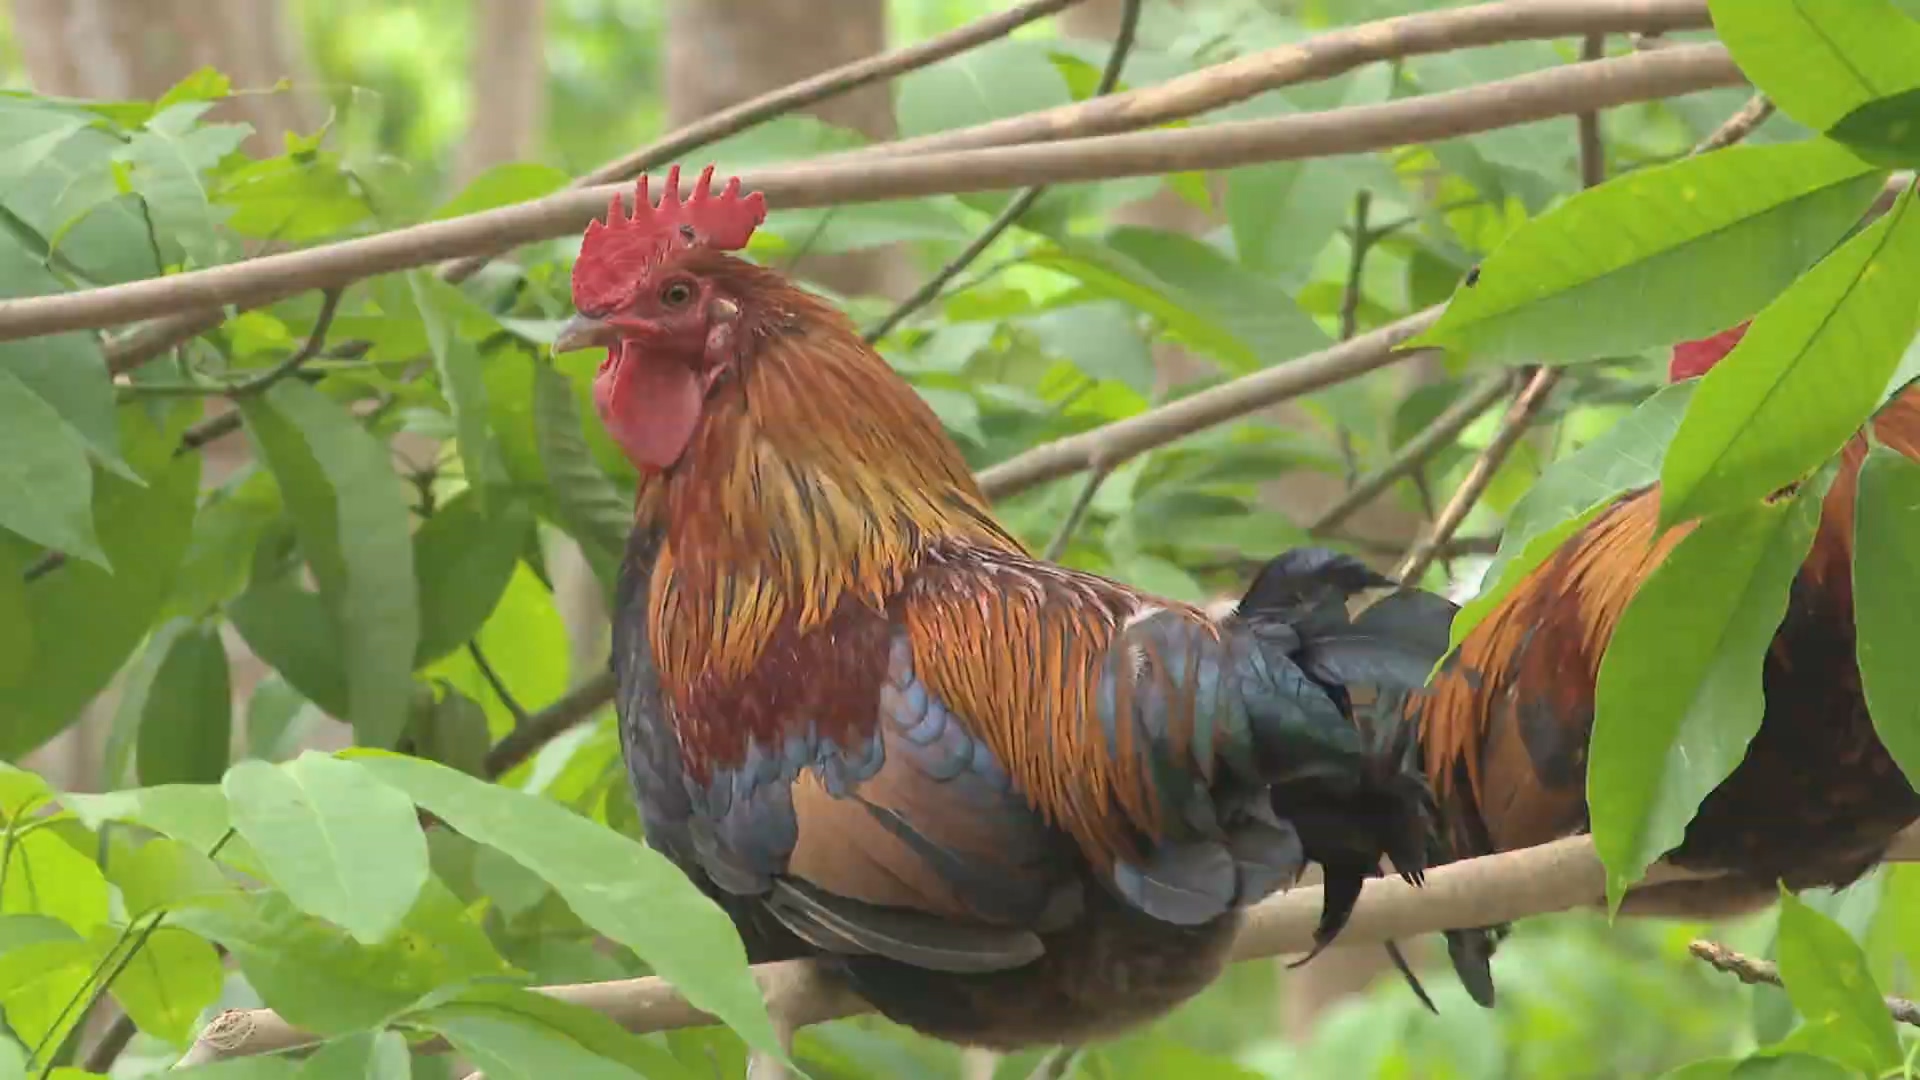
[1669,320,1750,382]
[572,164,768,312]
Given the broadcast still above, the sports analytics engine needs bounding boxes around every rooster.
[1422,321,1920,980]
[554,165,1486,1051]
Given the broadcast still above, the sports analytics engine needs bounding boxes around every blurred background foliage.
[2,0,1918,1078]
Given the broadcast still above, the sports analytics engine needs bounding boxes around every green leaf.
[409,685,491,777]
[1024,303,1155,395]
[296,1030,410,1080]
[1589,472,1831,907]
[222,753,429,944]
[0,368,103,566]
[1659,186,1920,525]
[422,563,569,740]
[408,273,502,498]
[135,620,233,786]
[1661,1052,1856,1079]
[1828,89,1920,167]
[1040,228,1329,374]
[413,490,530,666]
[433,162,569,219]
[103,835,235,918]
[229,578,348,720]
[118,103,250,268]
[102,925,223,1046]
[0,830,108,931]
[1711,0,1920,132]
[170,879,513,1036]
[1775,890,1904,1074]
[241,381,419,748]
[350,752,782,1056]
[217,152,370,242]
[896,37,1071,140]
[0,932,97,1062]
[402,983,698,1080]
[1411,140,1887,365]
[62,784,234,855]
[0,400,199,758]
[1451,383,1696,650]
[531,361,630,595]
[1854,445,1920,789]
[0,764,51,818]
[0,567,29,702]
[168,1057,300,1079]
[154,67,233,112]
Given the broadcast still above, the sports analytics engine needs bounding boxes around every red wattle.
[594,343,703,471]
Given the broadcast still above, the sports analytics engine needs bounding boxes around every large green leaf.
[408,273,503,499]
[422,562,569,739]
[0,829,108,932]
[351,752,783,1056]
[170,878,513,1037]
[101,924,224,1046]
[1036,228,1328,374]
[0,368,102,565]
[117,102,250,268]
[1660,186,1920,525]
[223,753,430,944]
[1774,891,1904,1075]
[432,162,568,220]
[1588,472,1829,907]
[295,1031,410,1080]
[531,360,630,595]
[0,400,199,758]
[1828,90,1920,168]
[401,983,698,1080]
[1711,0,1920,132]
[1451,382,1696,651]
[135,619,233,786]
[1411,140,1886,366]
[1853,445,1920,789]
[241,381,419,748]
[412,489,531,666]
[229,577,348,720]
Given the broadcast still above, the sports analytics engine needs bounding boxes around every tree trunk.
[454,0,549,186]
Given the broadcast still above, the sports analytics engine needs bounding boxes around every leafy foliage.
[2,1,1920,1078]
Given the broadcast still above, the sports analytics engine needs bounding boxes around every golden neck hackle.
[634,288,1023,690]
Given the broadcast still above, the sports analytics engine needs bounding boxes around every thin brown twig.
[1396,366,1560,584]
[438,0,1084,287]
[0,45,1745,343]
[864,0,1139,343]
[1578,35,1608,187]
[1693,93,1776,154]
[483,671,617,778]
[1041,466,1113,562]
[1310,372,1516,537]
[1687,939,1920,1028]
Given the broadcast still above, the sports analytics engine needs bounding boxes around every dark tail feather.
[1385,940,1439,1014]
[1236,547,1500,1010]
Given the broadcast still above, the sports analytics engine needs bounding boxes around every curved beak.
[554,313,617,355]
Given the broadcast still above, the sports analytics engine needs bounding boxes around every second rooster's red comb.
[589,164,766,254]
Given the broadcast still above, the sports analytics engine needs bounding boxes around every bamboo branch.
[1688,940,1920,1028]
[175,826,1920,1066]
[0,45,1744,343]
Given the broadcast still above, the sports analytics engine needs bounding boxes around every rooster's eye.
[660,281,694,308]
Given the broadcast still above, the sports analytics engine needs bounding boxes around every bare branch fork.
[177,828,1920,1066]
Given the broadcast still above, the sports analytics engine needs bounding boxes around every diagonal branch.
[0,45,1744,343]
[1688,939,1920,1027]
